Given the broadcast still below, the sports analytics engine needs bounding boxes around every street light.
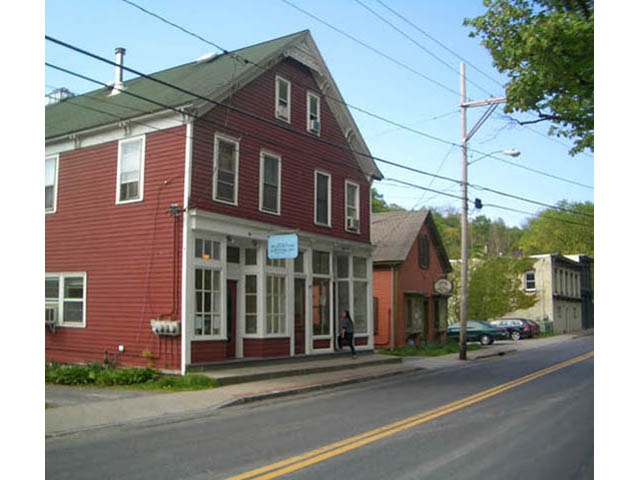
[468,149,520,166]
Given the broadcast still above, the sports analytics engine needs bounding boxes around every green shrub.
[45,363,217,390]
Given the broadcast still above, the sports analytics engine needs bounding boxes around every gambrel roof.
[371,210,452,272]
[45,30,382,180]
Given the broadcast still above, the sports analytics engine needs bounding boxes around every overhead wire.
[117,0,591,189]
[46,37,591,219]
[280,0,459,96]
[354,0,492,96]
[373,0,593,156]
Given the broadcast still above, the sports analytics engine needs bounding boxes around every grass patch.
[380,340,482,357]
[45,363,218,391]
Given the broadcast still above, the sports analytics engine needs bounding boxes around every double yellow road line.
[227,351,593,480]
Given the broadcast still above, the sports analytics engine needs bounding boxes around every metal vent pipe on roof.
[112,47,126,94]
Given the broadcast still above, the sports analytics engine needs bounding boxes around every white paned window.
[307,91,320,134]
[275,76,291,122]
[245,274,257,334]
[45,155,58,213]
[195,238,221,261]
[266,275,286,335]
[194,268,221,336]
[345,181,360,232]
[45,273,87,327]
[525,271,536,291]
[213,134,239,205]
[117,136,145,203]
[315,171,331,226]
[260,151,281,214]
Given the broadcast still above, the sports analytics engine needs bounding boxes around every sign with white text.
[268,234,298,260]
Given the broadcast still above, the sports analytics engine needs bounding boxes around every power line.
[470,153,593,190]
[375,0,504,90]
[45,38,591,220]
[383,178,593,228]
[118,0,591,189]
[354,0,492,97]
[280,0,459,96]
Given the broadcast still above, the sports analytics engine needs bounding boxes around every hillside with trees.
[371,188,594,322]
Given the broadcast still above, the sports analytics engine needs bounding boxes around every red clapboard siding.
[189,58,372,243]
[243,338,290,358]
[45,126,187,371]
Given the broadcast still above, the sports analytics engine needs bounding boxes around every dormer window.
[307,91,320,134]
[275,76,291,122]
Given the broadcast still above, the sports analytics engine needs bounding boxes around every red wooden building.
[45,31,382,373]
[371,211,452,349]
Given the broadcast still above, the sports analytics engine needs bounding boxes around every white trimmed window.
[213,134,239,205]
[245,274,258,334]
[345,181,360,232]
[266,275,286,335]
[116,136,145,204]
[524,271,536,291]
[45,155,59,213]
[45,273,87,327]
[260,150,281,215]
[194,268,221,337]
[275,76,291,122]
[307,91,320,134]
[315,171,331,226]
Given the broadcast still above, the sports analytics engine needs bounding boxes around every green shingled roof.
[45,30,383,180]
[45,31,307,139]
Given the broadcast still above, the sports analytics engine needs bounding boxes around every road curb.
[220,366,421,408]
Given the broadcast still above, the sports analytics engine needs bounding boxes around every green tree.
[466,256,537,320]
[431,208,462,259]
[465,0,594,155]
[518,201,593,256]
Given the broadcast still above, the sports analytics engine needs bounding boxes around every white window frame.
[259,150,281,215]
[213,133,240,206]
[345,181,360,232]
[314,170,331,227]
[307,91,320,134]
[45,272,87,328]
[265,273,287,336]
[524,271,536,292]
[116,136,145,204]
[45,154,59,213]
[275,76,291,122]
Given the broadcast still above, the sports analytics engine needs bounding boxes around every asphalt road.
[45,337,594,480]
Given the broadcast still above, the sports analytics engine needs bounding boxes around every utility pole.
[459,62,506,360]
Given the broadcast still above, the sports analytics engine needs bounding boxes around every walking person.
[339,310,356,358]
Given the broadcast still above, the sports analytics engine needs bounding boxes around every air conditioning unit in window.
[277,104,288,119]
[45,304,58,333]
[309,119,320,133]
[346,218,360,231]
[45,305,58,325]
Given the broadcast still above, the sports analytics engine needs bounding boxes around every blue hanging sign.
[268,233,298,260]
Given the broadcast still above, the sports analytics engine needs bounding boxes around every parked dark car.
[489,318,534,341]
[448,320,508,345]
[524,319,541,336]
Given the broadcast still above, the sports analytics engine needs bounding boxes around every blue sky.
[43,0,595,228]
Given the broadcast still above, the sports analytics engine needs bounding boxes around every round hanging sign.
[434,278,453,295]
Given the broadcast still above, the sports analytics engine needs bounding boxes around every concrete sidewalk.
[45,333,591,438]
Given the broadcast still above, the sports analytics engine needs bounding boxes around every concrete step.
[191,353,402,386]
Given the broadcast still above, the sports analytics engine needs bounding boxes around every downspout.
[180,121,193,376]
[391,266,397,349]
